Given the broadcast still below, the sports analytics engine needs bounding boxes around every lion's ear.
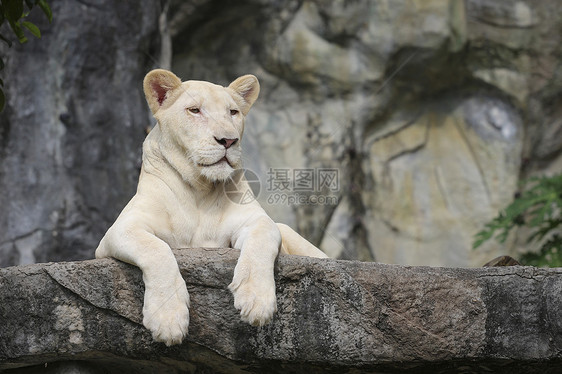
[143,69,183,114]
[228,75,260,115]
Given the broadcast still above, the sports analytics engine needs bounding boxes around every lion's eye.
[230,109,239,116]
[188,108,200,114]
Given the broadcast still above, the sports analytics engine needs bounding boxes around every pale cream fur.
[95,69,328,346]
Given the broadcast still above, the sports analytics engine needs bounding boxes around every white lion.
[95,69,328,346]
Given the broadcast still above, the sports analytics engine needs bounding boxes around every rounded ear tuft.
[143,69,183,114]
[228,75,260,115]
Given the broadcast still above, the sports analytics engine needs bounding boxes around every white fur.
[95,69,328,346]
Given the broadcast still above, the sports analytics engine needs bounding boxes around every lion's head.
[143,69,260,184]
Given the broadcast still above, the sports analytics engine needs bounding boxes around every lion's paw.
[143,276,190,346]
[228,267,277,326]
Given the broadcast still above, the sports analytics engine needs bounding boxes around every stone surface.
[364,97,523,266]
[1,249,562,373]
[0,0,167,266]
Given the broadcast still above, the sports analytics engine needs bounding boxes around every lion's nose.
[215,137,238,149]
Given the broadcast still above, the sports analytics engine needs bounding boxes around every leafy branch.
[0,0,52,110]
[473,174,562,267]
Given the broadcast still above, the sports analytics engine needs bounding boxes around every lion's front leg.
[228,217,280,326]
[96,226,190,346]
[141,255,190,346]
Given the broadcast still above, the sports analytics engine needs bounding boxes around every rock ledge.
[1,248,562,373]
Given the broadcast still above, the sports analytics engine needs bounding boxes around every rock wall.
[0,0,167,266]
[170,0,562,266]
[1,249,562,373]
[1,0,561,267]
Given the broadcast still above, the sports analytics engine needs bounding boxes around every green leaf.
[21,21,40,38]
[474,172,562,267]
[9,20,28,43]
[520,235,562,268]
[527,219,562,243]
[4,0,24,23]
[37,0,52,23]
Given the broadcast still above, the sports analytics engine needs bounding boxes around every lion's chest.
[164,204,232,249]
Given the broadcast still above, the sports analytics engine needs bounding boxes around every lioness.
[95,69,328,346]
